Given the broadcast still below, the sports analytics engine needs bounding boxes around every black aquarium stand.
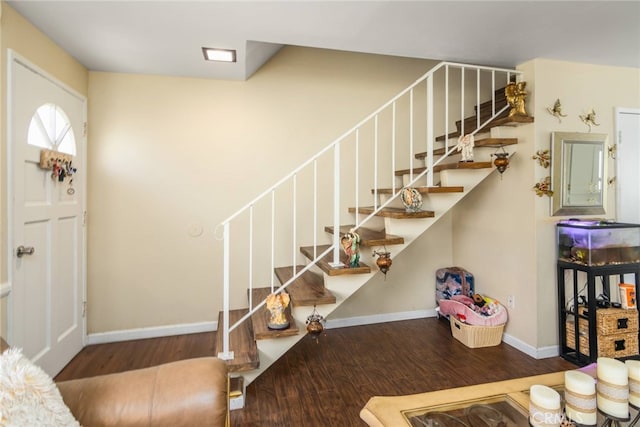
[557,260,640,365]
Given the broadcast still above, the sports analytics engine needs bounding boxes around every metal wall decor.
[533,176,553,197]
[579,108,600,132]
[546,99,567,123]
[532,149,551,169]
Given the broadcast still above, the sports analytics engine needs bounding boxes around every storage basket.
[449,316,504,348]
[566,312,639,358]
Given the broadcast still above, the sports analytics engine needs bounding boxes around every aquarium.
[557,220,640,266]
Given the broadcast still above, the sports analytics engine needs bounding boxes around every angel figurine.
[455,134,474,162]
[341,228,361,268]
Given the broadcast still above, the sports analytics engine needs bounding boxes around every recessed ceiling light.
[202,47,236,63]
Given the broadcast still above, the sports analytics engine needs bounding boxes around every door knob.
[16,246,35,258]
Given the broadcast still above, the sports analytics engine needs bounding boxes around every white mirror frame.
[550,131,608,216]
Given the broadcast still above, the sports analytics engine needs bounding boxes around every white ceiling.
[7,1,640,81]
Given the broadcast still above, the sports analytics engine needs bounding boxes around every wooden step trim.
[375,186,463,195]
[214,309,259,373]
[324,225,404,246]
[250,288,299,340]
[415,138,518,159]
[348,206,435,219]
[274,266,336,306]
[299,245,371,276]
[435,115,533,141]
[434,161,492,172]
[395,161,491,176]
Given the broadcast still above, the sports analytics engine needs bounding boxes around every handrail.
[217,61,523,360]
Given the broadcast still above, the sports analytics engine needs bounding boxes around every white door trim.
[6,49,88,346]
[614,106,640,222]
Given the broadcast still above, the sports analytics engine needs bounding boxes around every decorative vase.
[401,187,423,212]
[373,251,392,276]
[493,152,509,174]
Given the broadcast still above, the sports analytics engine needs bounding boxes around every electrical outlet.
[507,295,515,309]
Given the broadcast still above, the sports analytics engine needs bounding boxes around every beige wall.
[453,58,640,351]
[0,2,88,339]
[87,47,437,332]
[3,0,639,353]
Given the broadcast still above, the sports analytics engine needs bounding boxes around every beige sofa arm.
[57,357,229,427]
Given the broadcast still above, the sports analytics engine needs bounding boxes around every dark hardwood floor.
[55,317,576,426]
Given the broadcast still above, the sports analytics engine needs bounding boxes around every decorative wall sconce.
[533,176,553,197]
[546,99,567,123]
[372,250,392,278]
[579,108,600,132]
[306,305,326,342]
[532,149,551,168]
[491,146,510,176]
[608,144,617,159]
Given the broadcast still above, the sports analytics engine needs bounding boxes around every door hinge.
[82,301,87,318]
[83,210,87,226]
[83,122,87,137]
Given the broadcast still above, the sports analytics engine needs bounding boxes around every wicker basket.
[449,316,505,348]
[566,321,638,358]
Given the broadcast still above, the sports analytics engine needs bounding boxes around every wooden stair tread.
[415,138,518,159]
[250,288,299,340]
[435,115,534,141]
[214,309,259,373]
[274,266,336,306]
[299,245,371,276]
[394,162,492,176]
[324,225,404,246]
[348,206,435,219]
[375,186,463,195]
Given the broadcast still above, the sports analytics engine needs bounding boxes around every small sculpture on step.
[401,187,423,212]
[265,292,290,330]
[455,134,475,162]
[341,228,361,268]
[505,81,528,117]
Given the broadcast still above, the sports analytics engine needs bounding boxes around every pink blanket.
[439,295,508,326]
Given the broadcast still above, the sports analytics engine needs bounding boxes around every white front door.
[8,53,86,376]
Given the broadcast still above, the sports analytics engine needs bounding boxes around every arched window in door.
[27,103,76,155]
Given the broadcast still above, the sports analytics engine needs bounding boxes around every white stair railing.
[217,62,523,360]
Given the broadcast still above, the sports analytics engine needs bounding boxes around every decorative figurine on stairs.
[265,292,290,330]
[455,134,475,162]
[341,228,361,268]
[401,187,423,212]
[505,81,528,117]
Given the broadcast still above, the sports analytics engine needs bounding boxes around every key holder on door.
[39,149,77,194]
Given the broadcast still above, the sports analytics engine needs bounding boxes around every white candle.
[626,360,640,407]
[565,370,597,425]
[529,384,562,426]
[597,357,629,419]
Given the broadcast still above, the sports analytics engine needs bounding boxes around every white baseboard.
[502,332,559,359]
[85,310,557,361]
[86,321,217,345]
[325,309,437,329]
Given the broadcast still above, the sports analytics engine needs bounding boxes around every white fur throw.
[0,348,80,427]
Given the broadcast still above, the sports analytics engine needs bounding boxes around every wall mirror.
[551,131,608,216]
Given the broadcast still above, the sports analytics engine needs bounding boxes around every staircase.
[214,62,534,386]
